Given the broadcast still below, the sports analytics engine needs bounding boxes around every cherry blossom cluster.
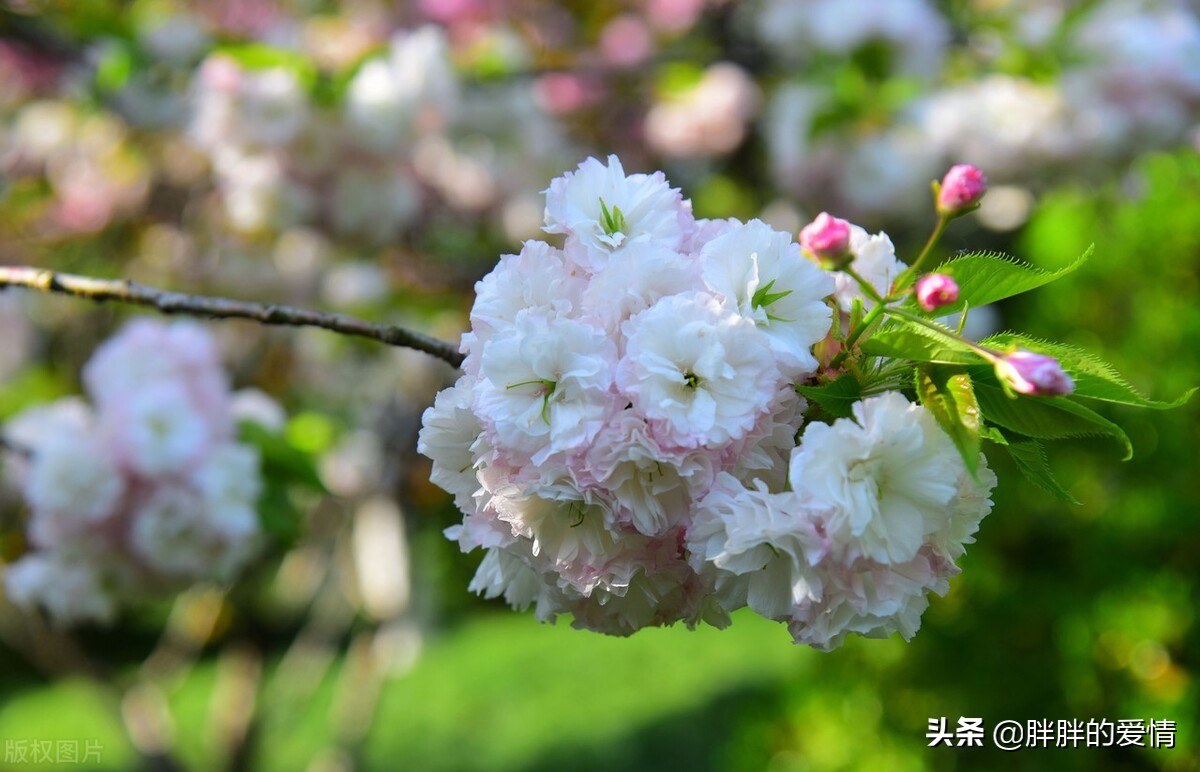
[2,320,264,626]
[419,156,996,648]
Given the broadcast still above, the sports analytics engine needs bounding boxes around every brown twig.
[0,266,465,369]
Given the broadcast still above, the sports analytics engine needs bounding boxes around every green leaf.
[598,198,627,236]
[981,332,1196,409]
[973,379,1133,460]
[846,297,864,339]
[996,433,1082,505]
[214,43,318,89]
[979,424,1007,445]
[859,316,984,365]
[237,421,326,545]
[916,365,981,476]
[239,421,326,492]
[916,247,1091,316]
[0,365,72,421]
[655,61,706,98]
[257,480,304,546]
[796,373,862,419]
[95,41,135,92]
[751,278,793,310]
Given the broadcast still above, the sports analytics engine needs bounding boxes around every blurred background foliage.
[1,0,1198,770]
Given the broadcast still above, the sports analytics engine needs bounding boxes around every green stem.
[843,266,886,305]
[830,302,887,369]
[506,378,556,391]
[893,215,949,293]
[885,307,999,362]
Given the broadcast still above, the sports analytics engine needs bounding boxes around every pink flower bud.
[799,212,852,268]
[915,273,959,312]
[995,350,1075,396]
[937,164,987,217]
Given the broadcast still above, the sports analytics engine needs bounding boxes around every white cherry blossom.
[543,154,692,269]
[789,392,962,564]
[700,218,834,377]
[617,292,780,450]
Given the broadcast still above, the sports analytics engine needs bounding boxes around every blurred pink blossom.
[600,14,654,68]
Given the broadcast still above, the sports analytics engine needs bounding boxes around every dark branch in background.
[0,266,465,369]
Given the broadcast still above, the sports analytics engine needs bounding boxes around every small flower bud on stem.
[935,164,987,219]
[894,165,987,293]
[800,212,852,270]
[915,273,959,312]
[994,350,1075,396]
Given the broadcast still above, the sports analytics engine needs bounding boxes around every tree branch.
[0,266,465,369]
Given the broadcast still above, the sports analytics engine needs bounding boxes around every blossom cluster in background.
[419,156,996,648]
[0,12,576,252]
[189,25,574,243]
[0,94,152,236]
[4,0,1199,254]
[2,320,264,626]
[755,0,1200,222]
